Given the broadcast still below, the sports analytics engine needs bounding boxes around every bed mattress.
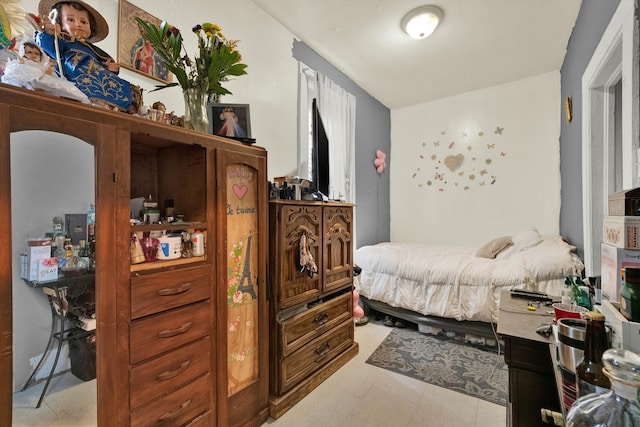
[354,234,584,323]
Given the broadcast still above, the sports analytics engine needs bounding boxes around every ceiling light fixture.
[401,5,443,40]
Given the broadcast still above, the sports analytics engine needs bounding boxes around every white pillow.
[496,226,542,259]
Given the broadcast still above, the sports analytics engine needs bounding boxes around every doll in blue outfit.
[35,0,133,111]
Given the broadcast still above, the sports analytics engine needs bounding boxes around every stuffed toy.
[374,149,387,174]
[299,231,317,277]
[353,288,364,319]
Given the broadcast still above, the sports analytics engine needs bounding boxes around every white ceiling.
[250,0,582,109]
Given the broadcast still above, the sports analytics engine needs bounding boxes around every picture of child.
[35,0,134,111]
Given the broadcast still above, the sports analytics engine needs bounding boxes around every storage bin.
[68,329,96,381]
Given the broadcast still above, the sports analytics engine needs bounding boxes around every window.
[297,62,356,202]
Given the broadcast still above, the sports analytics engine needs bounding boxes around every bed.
[354,227,584,335]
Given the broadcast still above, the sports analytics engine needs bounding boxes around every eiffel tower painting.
[236,233,257,299]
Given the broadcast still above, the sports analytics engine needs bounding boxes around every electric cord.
[488,306,503,381]
[486,303,555,382]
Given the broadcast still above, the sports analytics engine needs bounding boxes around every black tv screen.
[312,98,330,198]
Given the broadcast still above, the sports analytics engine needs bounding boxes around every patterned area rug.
[366,327,508,406]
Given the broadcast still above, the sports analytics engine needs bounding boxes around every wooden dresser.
[268,200,359,418]
[0,84,269,426]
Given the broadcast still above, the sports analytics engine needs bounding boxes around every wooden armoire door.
[216,149,269,427]
[322,205,353,294]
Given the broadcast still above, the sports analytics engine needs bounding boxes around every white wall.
[18,0,300,178]
[390,72,561,246]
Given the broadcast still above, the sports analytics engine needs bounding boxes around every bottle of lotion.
[192,230,205,256]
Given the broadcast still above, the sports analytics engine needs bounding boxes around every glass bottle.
[54,235,67,271]
[51,216,64,255]
[566,348,640,426]
[64,237,73,262]
[620,267,640,322]
[576,311,611,398]
[86,203,96,241]
[87,238,96,272]
[52,216,63,235]
[78,240,90,265]
[65,246,88,272]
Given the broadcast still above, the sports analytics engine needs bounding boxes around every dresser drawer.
[279,292,352,357]
[131,265,211,319]
[130,373,211,427]
[130,301,210,364]
[184,410,214,426]
[130,336,211,410]
[278,318,354,393]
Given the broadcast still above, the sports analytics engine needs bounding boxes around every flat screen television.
[311,98,330,199]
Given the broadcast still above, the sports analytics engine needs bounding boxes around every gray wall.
[560,0,621,259]
[292,40,391,249]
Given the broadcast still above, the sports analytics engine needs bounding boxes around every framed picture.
[209,103,252,139]
[117,0,172,83]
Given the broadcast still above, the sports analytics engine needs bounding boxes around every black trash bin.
[68,328,96,381]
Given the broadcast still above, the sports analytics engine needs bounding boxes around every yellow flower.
[135,18,247,96]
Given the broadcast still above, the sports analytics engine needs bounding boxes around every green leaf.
[133,17,247,94]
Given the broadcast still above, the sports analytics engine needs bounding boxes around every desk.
[22,273,95,408]
[497,290,561,427]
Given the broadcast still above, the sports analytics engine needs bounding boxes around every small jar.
[620,267,640,322]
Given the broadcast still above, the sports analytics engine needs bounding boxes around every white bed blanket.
[354,235,584,323]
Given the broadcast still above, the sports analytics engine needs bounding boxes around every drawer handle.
[158,322,193,338]
[314,312,329,327]
[156,360,191,381]
[315,342,330,359]
[157,399,192,423]
[157,282,192,296]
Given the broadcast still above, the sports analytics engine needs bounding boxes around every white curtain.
[298,62,356,202]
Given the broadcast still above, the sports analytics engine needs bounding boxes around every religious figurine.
[1,38,88,103]
[35,0,134,111]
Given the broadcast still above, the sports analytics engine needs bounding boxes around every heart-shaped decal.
[233,184,248,199]
[444,154,464,172]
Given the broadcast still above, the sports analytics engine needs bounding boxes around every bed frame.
[360,295,498,342]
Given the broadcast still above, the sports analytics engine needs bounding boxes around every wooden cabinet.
[268,200,359,418]
[0,84,268,426]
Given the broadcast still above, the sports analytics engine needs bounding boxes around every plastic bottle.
[566,348,640,426]
[192,230,204,256]
[576,311,611,398]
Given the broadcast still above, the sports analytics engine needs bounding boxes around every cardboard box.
[600,299,640,353]
[603,215,640,249]
[37,258,58,282]
[65,214,87,245]
[601,243,640,301]
[26,238,51,281]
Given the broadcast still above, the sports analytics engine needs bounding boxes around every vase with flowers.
[134,18,247,132]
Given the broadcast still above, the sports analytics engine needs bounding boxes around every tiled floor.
[12,319,506,426]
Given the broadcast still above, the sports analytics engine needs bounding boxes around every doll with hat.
[35,0,133,111]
